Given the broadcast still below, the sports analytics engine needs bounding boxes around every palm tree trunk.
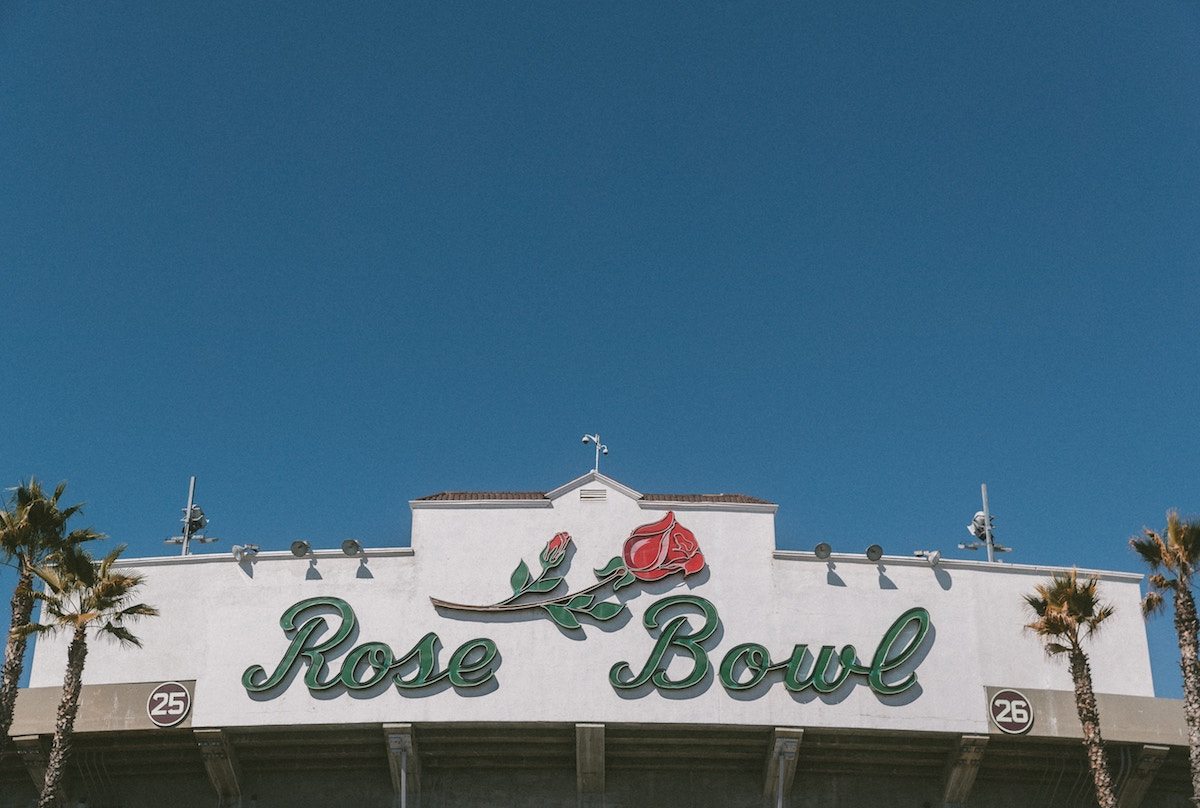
[1174,584,1200,805]
[1070,648,1117,808]
[0,561,35,758]
[37,625,87,808]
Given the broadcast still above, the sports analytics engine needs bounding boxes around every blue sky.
[1,3,1198,696]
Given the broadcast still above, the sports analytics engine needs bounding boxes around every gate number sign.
[146,681,192,728]
[990,688,1034,734]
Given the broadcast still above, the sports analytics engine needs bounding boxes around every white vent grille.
[580,488,607,502]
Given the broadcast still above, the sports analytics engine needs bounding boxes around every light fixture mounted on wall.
[813,542,832,560]
[290,540,311,558]
[913,549,942,567]
[231,544,259,563]
[865,544,884,563]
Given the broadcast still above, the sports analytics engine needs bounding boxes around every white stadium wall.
[4,471,1191,808]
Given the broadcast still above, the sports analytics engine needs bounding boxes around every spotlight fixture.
[813,542,832,560]
[232,544,260,563]
[865,544,884,563]
[913,549,941,567]
[341,538,363,556]
[290,540,311,558]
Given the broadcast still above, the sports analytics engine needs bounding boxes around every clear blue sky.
[2,3,1197,696]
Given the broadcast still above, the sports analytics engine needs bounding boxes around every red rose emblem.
[622,512,705,582]
[539,531,571,566]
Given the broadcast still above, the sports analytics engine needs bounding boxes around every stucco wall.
[26,475,1153,737]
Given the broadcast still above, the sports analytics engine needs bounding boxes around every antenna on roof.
[581,433,608,472]
[164,476,221,556]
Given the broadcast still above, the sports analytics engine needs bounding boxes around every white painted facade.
[27,471,1153,736]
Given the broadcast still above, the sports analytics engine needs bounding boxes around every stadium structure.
[2,471,1193,807]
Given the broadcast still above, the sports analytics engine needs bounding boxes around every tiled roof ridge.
[414,491,547,501]
[639,492,774,505]
[416,490,773,505]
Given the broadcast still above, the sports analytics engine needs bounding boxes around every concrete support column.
[942,734,989,808]
[13,734,48,791]
[195,728,243,808]
[384,722,420,808]
[1117,744,1170,808]
[763,727,803,808]
[576,723,605,808]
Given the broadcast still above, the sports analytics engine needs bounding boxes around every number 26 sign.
[146,681,192,728]
[990,688,1034,735]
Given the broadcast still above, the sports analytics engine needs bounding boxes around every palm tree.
[1024,569,1118,808]
[1131,511,1200,803]
[0,480,101,759]
[24,544,156,807]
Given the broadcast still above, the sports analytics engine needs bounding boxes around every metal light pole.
[959,483,1012,562]
[181,476,197,556]
[581,433,608,472]
[165,476,220,555]
[981,483,995,564]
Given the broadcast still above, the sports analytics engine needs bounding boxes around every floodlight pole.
[981,483,995,564]
[583,433,606,472]
[181,476,197,557]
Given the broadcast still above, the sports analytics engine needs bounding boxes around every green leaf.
[543,604,581,629]
[588,601,625,621]
[594,556,625,579]
[526,576,563,594]
[612,571,637,591]
[567,594,594,610]
[510,560,532,595]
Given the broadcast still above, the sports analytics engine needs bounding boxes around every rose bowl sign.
[243,513,932,699]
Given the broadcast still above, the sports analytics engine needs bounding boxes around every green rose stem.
[430,569,625,613]
[497,562,561,606]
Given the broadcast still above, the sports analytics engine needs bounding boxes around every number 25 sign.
[146,681,192,728]
[990,688,1034,735]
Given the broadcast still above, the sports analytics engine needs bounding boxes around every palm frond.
[1142,591,1166,617]
[1024,593,1049,616]
[1085,605,1115,637]
[1174,514,1200,568]
[15,622,53,639]
[33,564,67,595]
[116,603,159,619]
[1130,530,1168,573]
[99,622,142,647]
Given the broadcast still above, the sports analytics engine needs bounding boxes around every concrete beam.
[1117,744,1171,808]
[576,723,605,808]
[384,722,420,808]
[194,728,243,807]
[942,734,989,808]
[763,727,803,807]
[13,734,48,791]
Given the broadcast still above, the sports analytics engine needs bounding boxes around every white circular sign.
[990,688,1034,735]
[146,681,192,728]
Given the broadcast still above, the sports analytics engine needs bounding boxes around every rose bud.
[622,512,705,582]
[539,531,572,566]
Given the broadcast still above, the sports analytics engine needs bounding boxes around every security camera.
[582,435,591,444]
[601,446,608,455]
